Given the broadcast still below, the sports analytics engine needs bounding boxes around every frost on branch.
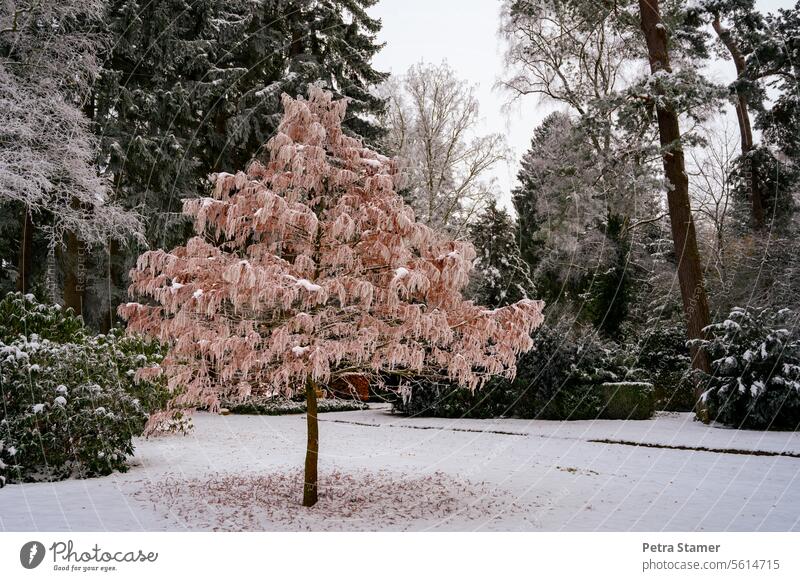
[120,88,544,428]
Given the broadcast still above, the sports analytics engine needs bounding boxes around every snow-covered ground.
[2,406,799,531]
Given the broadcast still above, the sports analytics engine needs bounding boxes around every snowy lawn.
[2,406,799,531]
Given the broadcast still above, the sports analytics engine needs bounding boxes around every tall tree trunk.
[303,377,319,507]
[63,195,88,317]
[711,14,765,229]
[638,0,711,383]
[63,229,84,317]
[16,207,33,294]
[101,238,121,333]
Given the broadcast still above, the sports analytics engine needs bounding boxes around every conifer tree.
[468,201,535,308]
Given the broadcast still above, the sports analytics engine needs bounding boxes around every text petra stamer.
[643,543,721,553]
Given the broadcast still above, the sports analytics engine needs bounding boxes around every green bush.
[393,376,516,419]
[601,382,654,420]
[695,307,800,430]
[511,326,607,420]
[634,322,694,411]
[0,293,169,486]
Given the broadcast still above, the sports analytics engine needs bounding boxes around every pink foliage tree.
[120,88,544,506]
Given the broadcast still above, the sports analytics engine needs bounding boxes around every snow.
[295,279,323,292]
[291,346,309,357]
[54,396,67,406]
[31,403,45,414]
[192,289,203,299]
[2,408,799,532]
[394,267,409,279]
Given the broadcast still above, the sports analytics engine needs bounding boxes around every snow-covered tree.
[380,62,507,236]
[512,114,609,295]
[467,201,535,308]
[688,0,798,230]
[502,0,722,366]
[0,0,142,301]
[636,0,712,375]
[120,88,544,506]
[500,0,638,124]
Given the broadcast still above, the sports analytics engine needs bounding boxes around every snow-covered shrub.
[0,293,170,485]
[696,307,800,430]
[511,326,607,420]
[634,322,694,411]
[0,292,84,341]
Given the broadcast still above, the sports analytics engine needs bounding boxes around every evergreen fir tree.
[468,201,535,308]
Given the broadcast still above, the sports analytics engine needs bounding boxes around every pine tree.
[511,112,636,337]
[468,201,535,308]
[688,0,798,230]
[637,0,712,375]
[121,88,544,506]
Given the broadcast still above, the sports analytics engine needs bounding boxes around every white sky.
[370,0,795,209]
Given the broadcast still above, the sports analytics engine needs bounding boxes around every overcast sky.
[369,0,795,209]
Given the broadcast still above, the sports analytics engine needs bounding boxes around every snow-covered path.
[2,408,799,531]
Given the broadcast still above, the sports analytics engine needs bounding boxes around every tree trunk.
[638,0,711,382]
[16,207,33,294]
[303,377,319,507]
[711,14,765,229]
[100,238,121,333]
[63,229,84,317]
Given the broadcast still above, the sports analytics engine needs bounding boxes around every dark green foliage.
[94,0,387,230]
[393,377,517,419]
[750,3,800,160]
[730,146,797,230]
[696,306,800,430]
[0,292,84,343]
[0,293,170,486]
[67,0,388,327]
[511,325,607,420]
[634,321,695,411]
[582,213,631,339]
[601,382,654,420]
[511,112,566,274]
[394,325,649,421]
